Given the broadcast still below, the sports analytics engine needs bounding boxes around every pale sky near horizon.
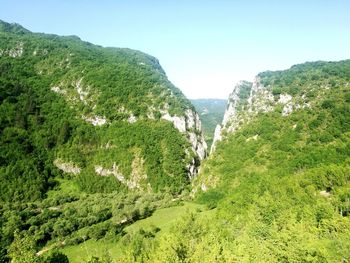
[1,0,350,99]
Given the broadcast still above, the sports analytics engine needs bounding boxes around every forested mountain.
[0,20,207,262]
[0,19,207,202]
[191,99,226,149]
[187,60,350,261]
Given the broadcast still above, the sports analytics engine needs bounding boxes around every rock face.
[191,99,227,150]
[221,81,243,127]
[94,152,148,190]
[161,108,207,177]
[211,77,311,153]
[210,124,222,153]
[211,80,254,152]
[184,109,207,161]
[53,159,81,175]
[0,41,24,57]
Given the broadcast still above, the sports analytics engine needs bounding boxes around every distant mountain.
[191,99,227,149]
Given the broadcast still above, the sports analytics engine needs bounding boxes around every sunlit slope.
[0,20,207,202]
[191,60,350,261]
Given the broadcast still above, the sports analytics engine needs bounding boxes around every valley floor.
[60,202,214,262]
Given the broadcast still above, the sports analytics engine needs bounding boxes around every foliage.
[7,231,38,263]
[188,59,350,261]
[0,19,195,204]
[0,20,198,262]
[0,189,174,262]
[42,251,69,263]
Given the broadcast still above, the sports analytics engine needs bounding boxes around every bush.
[42,251,69,263]
[272,87,282,96]
[321,100,335,109]
[196,189,225,209]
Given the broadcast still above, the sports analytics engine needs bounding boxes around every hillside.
[0,20,207,262]
[0,19,207,201]
[189,60,350,261]
[103,60,350,262]
[191,99,227,149]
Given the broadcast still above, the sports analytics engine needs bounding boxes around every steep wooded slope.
[187,60,350,261]
[0,20,207,202]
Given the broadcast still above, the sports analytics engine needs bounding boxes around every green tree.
[8,231,38,263]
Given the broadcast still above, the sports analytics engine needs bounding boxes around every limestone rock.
[54,159,81,175]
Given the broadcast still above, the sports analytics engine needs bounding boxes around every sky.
[1,0,350,99]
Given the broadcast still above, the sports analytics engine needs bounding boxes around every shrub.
[42,251,69,263]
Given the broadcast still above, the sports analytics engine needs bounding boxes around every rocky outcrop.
[247,78,274,114]
[94,151,148,190]
[184,109,207,162]
[222,81,244,127]
[95,163,124,181]
[211,81,253,152]
[160,107,207,177]
[161,113,187,132]
[211,77,313,153]
[210,78,273,152]
[127,114,137,123]
[82,115,107,126]
[129,151,148,189]
[0,41,24,58]
[278,94,310,117]
[51,78,106,126]
[53,159,81,175]
[210,124,222,153]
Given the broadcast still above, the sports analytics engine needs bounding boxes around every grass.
[46,178,83,199]
[124,202,207,233]
[60,201,214,262]
[61,238,121,262]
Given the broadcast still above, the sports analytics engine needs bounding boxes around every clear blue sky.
[1,0,350,99]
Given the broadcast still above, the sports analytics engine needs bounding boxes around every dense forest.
[0,19,207,201]
[1,20,350,262]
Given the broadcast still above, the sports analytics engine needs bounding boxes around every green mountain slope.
[188,60,350,261]
[191,99,226,149]
[0,20,207,202]
[0,20,207,262]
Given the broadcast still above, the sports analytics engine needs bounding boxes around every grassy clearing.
[61,201,213,262]
[61,239,121,263]
[124,202,207,233]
